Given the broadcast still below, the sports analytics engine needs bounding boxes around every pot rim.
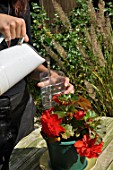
[60,140,75,145]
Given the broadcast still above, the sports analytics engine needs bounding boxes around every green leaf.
[61,124,74,139]
[54,111,67,118]
[90,131,96,139]
[84,110,97,121]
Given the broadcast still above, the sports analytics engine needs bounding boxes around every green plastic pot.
[46,140,87,170]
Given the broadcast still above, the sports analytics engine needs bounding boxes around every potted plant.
[40,93,105,170]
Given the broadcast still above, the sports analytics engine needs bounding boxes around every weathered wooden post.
[39,0,77,20]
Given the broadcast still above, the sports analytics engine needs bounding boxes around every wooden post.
[39,0,77,20]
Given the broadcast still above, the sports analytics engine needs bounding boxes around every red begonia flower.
[41,109,65,138]
[74,111,85,120]
[74,134,104,158]
[52,94,61,104]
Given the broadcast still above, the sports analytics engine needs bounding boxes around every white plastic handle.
[0,35,24,45]
[0,35,4,43]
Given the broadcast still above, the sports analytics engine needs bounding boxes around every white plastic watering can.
[0,43,45,95]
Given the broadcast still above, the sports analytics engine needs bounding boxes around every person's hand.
[37,70,74,94]
[63,77,74,94]
[0,14,29,42]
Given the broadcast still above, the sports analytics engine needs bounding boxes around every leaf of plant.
[58,93,78,103]
[54,111,67,118]
[90,131,96,139]
[77,95,92,110]
[84,110,97,121]
[61,124,74,139]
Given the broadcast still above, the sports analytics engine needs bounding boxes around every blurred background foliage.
[30,0,113,117]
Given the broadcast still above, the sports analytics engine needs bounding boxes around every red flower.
[53,94,62,104]
[88,118,93,122]
[74,111,85,120]
[74,134,104,158]
[41,109,65,138]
